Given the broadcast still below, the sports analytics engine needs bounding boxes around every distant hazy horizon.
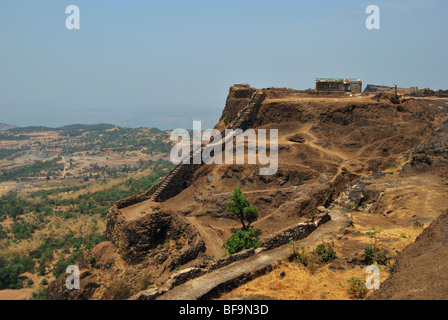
[1,0,447,130]
[0,121,178,131]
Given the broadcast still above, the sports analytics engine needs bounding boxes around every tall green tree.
[225,187,259,231]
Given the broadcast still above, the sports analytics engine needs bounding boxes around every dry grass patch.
[221,262,377,300]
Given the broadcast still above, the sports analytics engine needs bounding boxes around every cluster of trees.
[0,231,105,289]
[1,124,172,164]
[81,159,163,181]
[0,158,64,182]
[28,231,104,278]
[0,135,28,141]
[0,159,172,291]
[0,160,171,222]
[56,126,171,154]
[0,192,55,223]
[9,218,38,240]
[0,149,22,160]
[0,125,177,297]
[0,226,7,240]
[71,160,172,218]
[0,193,27,220]
[29,185,85,200]
[0,255,35,290]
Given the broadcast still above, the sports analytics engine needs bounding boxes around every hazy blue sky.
[1,0,447,129]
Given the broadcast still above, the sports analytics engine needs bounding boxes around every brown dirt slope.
[369,210,448,300]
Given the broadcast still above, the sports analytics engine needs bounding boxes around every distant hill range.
[4,123,119,133]
[0,123,16,131]
[2,123,164,134]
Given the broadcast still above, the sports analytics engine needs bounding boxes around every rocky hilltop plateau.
[47,85,448,300]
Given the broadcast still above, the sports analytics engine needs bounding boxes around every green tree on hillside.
[225,187,259,231]
[223,187,261,254]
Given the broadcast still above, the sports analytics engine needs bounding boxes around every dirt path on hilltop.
[186,216,225,258]
[301,124,349,161]
[299,124,357,183]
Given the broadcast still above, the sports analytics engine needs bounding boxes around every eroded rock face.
[46,270,99,300]
[215,84,256,132]
[411,120,448,167]
[107,208,205,267]
[47,209,206,300]
[368,210,448,300]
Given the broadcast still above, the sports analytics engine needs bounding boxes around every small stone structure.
[315,78,363,93]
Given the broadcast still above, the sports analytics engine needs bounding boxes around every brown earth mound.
[107,208,205,266]
[368,210,448,300]
[410,119,448,167]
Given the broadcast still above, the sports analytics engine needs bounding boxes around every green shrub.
[313,243,337,263]
[388,163,397,169]
[53,259,70,278]
[109,279,131,300]
[31,287,47,300]
[140,273,152,291]
[52,250,83,278]
[290,242,336,269]
[87,255,97,267]
[223,227,262,254]
[0,225,7,239]
[347,277,368,300]
[364,245,389,265]
[292,246,316,269]
[36,259,46,276]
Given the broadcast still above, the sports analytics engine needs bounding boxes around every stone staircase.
[149,164,183,201]
[149,90,265,202]
[232,90,265,129]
